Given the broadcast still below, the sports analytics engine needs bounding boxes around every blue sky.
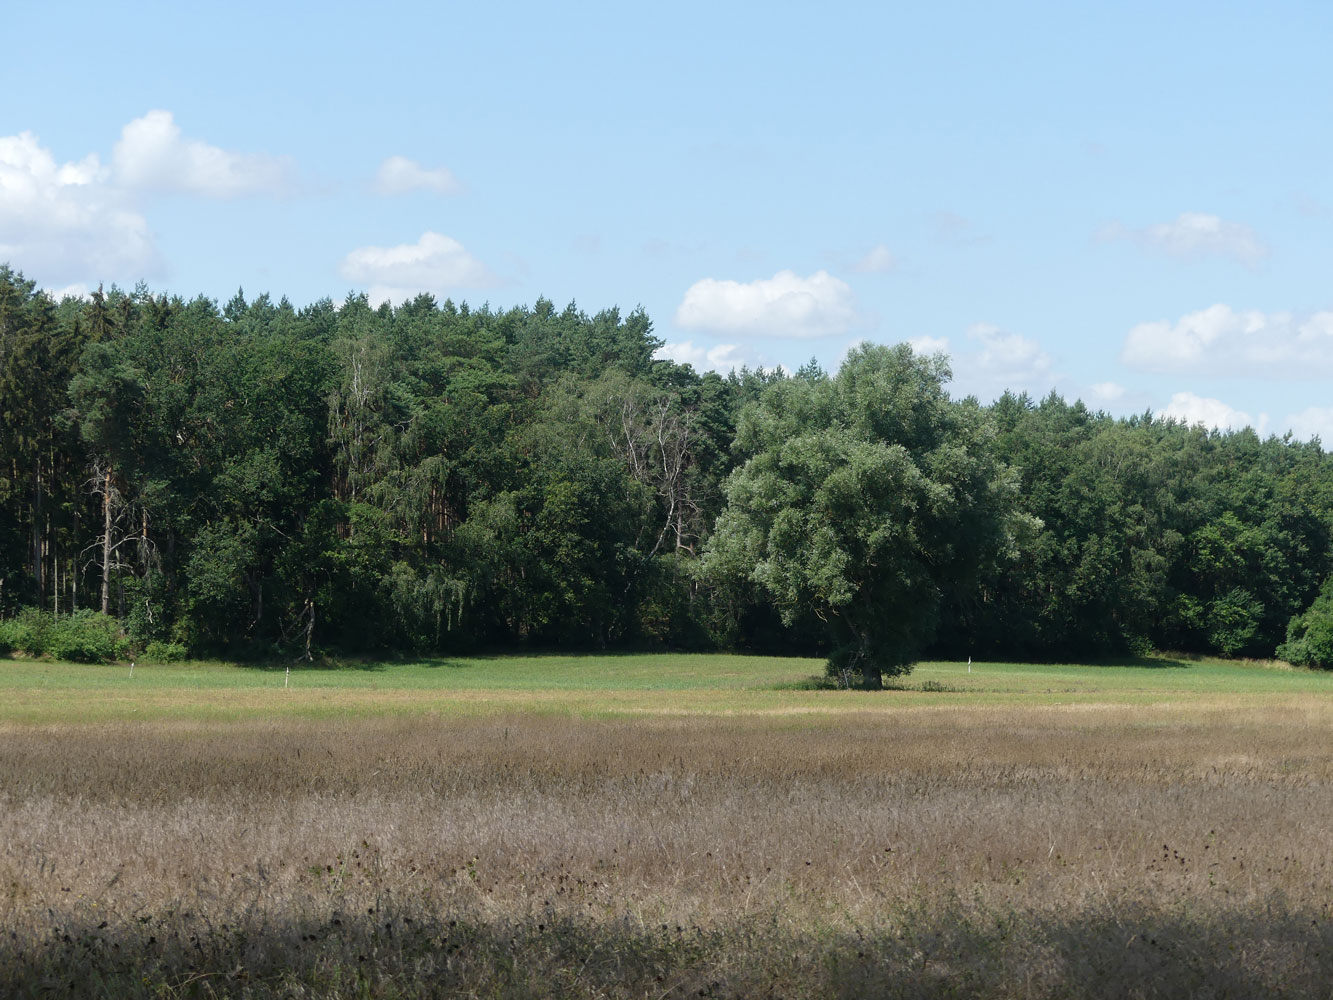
[4,1,1333,438]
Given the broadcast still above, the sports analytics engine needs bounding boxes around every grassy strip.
[1,653,1331,726]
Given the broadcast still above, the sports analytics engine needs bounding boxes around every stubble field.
[2,653,1331,998]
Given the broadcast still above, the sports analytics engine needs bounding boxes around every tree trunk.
[101,469,112,615]
[843,617,883,690]
[31,457,43,599]
[303,597,315,661]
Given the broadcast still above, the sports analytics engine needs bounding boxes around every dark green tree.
[704,344,1022,688]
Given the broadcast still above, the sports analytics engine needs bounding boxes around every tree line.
[3,264,1333,674]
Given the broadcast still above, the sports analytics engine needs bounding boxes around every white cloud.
[893,324,1060,402]
[47,282,92,301]
[1088,381,1126,402]
[1098,212,1268,267]
[654,340,753,373]
[1162,391,1266,434]
[0,130,156,283]
[853,243,897,273]
[373,155,461,196]
[674,269,859,338]
[0,113,300,287]
[338,231,494,305]
[952,322,1057,399]
[908,335,950,356]
[1280,407,1333,444]
[1121,304,1333,375]
[112,110,294,197]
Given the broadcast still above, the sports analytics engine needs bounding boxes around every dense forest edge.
[3,264,1333,678]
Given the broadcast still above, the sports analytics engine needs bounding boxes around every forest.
[3,263,1333,673]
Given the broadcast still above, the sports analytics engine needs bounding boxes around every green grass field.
[4,653,1333,998]
[2,650,1330,726]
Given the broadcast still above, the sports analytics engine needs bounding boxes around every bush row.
[0,609,131,663]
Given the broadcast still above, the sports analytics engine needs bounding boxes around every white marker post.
[968,656,971,673]
[285,662,290,689]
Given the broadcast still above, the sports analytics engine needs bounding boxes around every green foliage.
[1277,577,1333,668]
[0,608,125,662]
[0,608,51,655]
[1208,588,1264,657]
[634,556,712,649]
[5,263,1333,666]
[123,572,172,645]
[142,640,188,663]
[45,610,128,662]
[946,392,1333,662]
[704,344,1019,688]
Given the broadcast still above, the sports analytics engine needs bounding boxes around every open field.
[4,652,1333,725]
[3,654,1333,997]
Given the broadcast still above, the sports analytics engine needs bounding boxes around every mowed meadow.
[3,655,1333,998]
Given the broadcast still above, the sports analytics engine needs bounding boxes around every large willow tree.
[704,343,1025,688]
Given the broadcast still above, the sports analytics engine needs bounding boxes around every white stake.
[285,662,290,689]
[129,660,135,679]
[967,656,971,673]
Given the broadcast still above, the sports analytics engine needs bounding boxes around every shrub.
[142,640,188,663]
[44,609,127,663]
[0,608,52,656]
[1278,579,1333,669]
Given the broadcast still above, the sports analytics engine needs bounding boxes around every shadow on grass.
[236,649,800,674]
[5,900,1328,999]
[1082,655,1192,669]
[937,655,1194,670]
[773,676,969,693]
[231,659,386,674]
[230,649,708,673]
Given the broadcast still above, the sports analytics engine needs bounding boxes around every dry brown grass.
[3,704,1333,997]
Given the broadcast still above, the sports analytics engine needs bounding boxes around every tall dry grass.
[3,705,1332,997]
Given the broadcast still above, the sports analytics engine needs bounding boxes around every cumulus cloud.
[907,335,950,356]
[373,155,461,196]
[112,110,294,197]
[338,231,494,305]
[47,283,93,301]
[1162,391,1265,434]
[674,269,859,338]
[0,130,156,283]
[1121,304,1333,375]
[1088,381,1126,403]
[853,244,897,273]
[1282,407,1333,444]
[654,340,754,373]
[1098,212,1268,267]
[892,324,1060,402]
[950,322,1058,400]
[968,323,1054,378]
[0,113,300,287]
